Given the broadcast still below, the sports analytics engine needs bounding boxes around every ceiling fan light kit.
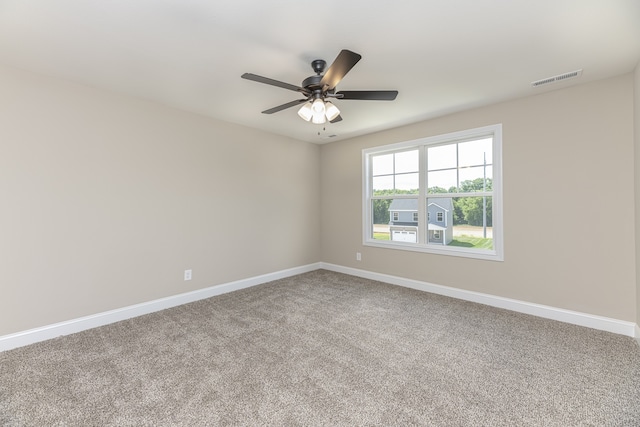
[298,98,340,124]
[242,49,398,125]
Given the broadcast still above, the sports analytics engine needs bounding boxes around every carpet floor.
[1,270,639,426]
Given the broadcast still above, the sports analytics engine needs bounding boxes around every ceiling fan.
[241,49,398,124]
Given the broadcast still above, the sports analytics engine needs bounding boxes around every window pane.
[459,138,492,167]
[371,199,391,240]
[428,169,457,193]
[450,196,493,250]
[426,196,493,249]
[395,150,419,173]
[373,151,419,194]
[395,172,419,193]
[428,144,457,170]
[459,165,493,191]
[373,175,394,194]
[372,154,393,176]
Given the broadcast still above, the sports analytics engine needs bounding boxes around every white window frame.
[362,124,503,261]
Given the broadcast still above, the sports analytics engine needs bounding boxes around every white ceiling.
[1,0,639,143]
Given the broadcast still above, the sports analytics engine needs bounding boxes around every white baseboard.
[0,263,322,353]
[2,261,637,353]
[320,263,638,338]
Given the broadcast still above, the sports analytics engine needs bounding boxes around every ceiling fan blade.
[242,73,308,94]
[261,99,308,114]
[335,90,398,101]
[329,114,343,123]
[320,50,362,90]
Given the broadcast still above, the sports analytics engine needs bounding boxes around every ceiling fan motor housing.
[302,74,323,91]
[303,59,328,91]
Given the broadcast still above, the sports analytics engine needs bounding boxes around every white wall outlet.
[184,269,192,281]
[356,252,362,261]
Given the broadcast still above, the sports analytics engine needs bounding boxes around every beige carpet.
[1,270,639,426]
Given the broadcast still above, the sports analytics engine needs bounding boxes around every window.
[363,124,503,261]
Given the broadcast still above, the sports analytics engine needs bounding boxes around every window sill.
[363,239,504,262]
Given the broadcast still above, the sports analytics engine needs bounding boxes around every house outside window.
[363,124,503,261]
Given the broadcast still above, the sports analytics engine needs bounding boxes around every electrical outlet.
[356,252,362,261]
[184,269,192,281]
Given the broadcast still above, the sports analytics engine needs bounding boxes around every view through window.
[363,125,502,261]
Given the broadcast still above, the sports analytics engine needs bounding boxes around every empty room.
[1,1,640,425]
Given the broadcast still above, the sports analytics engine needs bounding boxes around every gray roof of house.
[428,198,453,211]
[388,199,418,211]
[388,198,453,212]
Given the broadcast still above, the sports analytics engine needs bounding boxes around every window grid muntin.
[426,137,493,194]
[371,148,419,196]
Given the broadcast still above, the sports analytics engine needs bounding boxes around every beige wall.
[321,74,636,322]
[1,63,636,338]
[0,65,321,336]
[635,62,640,328]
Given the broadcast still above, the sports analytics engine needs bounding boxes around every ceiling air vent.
[531,69,582,87]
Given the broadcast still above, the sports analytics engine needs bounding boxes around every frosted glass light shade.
[324,101,340,121]
[311,98,326,124]
[297,102,313,121]
[311,98,325,115]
